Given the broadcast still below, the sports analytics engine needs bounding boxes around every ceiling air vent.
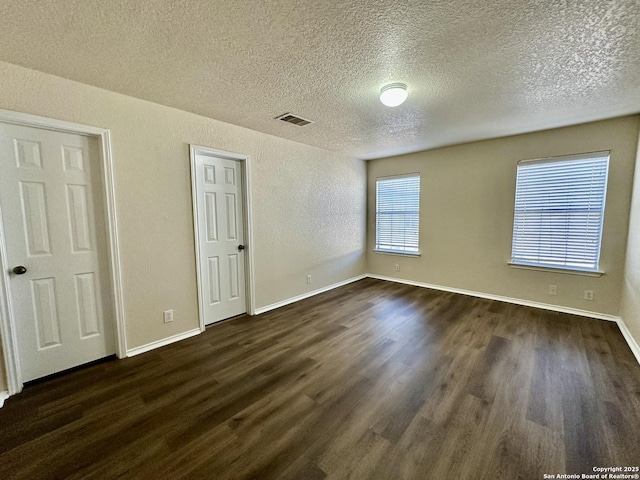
[275,113,314,127]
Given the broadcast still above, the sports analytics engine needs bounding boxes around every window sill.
[508,262,604,277]
[374,249,421,257]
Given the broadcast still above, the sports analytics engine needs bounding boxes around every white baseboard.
[126,328,201,357]
[254,274,368,315]
[367,274,621,322]
[616,318,640,366]
[122,274,639,366]
[368,274,640,366]
[0,391,8,408]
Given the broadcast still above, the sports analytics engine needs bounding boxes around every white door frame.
[0,110,127,396]
[190,145,256,331]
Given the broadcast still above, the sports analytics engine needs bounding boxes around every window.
[510,152,609,272]
[375,174,420,254]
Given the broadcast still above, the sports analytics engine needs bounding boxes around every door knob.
[238,245,245,251]
[12,266,27,275]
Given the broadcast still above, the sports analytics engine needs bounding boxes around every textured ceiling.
[0,0,639,159]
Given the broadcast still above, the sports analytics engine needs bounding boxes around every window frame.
[374,173,421,256]
[509,151,610,275]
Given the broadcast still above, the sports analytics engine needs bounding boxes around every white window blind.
[510,152,609,272]
[375,174,420,254]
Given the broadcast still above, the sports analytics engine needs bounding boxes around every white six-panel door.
[194,152,246,325]
[0,123,114,382]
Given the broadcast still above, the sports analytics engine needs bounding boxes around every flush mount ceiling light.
[379,83,408,107]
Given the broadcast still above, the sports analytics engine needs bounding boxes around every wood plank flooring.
[1,278,639,479]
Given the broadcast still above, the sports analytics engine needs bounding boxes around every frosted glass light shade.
[380,83,408,107]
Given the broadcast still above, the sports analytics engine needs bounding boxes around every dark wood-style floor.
[1,278,639,479]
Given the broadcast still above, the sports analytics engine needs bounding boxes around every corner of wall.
[620,119,640,361]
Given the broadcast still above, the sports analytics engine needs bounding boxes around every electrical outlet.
[395,264,400,272]
[306,275,312,284]
[548,285,557,296]
[584,290,594,301]
[163,309,174,323]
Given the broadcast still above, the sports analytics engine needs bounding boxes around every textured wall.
[252,145,366,304]
[621,128,640,347]
[367,116,639,317]
[0,61,366,392]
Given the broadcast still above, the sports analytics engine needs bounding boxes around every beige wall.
[621,128,640,348]
[0,61,367,391]
[367,116,640,317]
[1,60,638,396]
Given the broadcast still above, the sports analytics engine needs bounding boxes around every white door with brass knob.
[0,122,115,382]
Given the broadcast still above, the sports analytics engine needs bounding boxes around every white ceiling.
[0,0,638,159]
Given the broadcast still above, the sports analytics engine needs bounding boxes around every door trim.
[190,145,255,332]
[0,110,127,395]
